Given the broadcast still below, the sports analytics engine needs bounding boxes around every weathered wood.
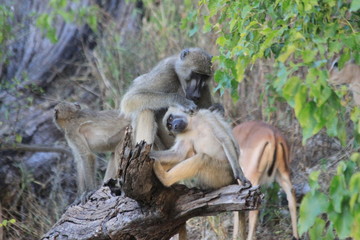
[42,128,263,240]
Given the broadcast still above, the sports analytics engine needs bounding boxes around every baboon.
[120,48,215,149]
[329,59,360,106]
[150,107,250,240]
[232,121,298,240]
[54,102,130,193]
[151,107,250,189]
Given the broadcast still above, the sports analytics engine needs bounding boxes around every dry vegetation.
[0,1,355,239]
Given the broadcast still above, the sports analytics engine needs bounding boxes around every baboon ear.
[180,48,190,60]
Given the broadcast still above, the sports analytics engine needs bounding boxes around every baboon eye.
[167,123,172,129]
[168,115,173,121]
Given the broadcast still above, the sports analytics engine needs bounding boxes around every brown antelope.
[232,121,298,240]
[329,59,360,106]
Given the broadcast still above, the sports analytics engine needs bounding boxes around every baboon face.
[54,102,81,120]
[185,72,210,102]
[163,108,189,135]
[176,48,213,103]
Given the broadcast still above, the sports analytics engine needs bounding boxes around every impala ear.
[330,57,339,70]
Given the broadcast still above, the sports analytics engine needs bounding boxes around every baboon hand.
[209,103,225,115]
[237,176,252,187]
[174,99,197,115]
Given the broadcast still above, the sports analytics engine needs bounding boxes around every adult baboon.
[120,48,215,149]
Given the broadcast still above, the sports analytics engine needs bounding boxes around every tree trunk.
[42,128,263,240]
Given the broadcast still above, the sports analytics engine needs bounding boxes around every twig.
[0,143,72,156]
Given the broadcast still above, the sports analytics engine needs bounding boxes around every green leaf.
[46,27,58,43]
[58,10,74,23]
[298,102,318,142]
[308,170,321,191]
[349,172,360,191]
[303,49,317,64]
[324,222,335,240]
[299,190,329,235]
[278,44,296,62]
[350,152,360,165]
[329,204,352,238]
[309,217,325,240]
[337,119,347,146]
[87,15,97,32]
[350,0,360,12]
[294,84,307,116]
[229,18,238,32]
[216,36,226,46]
[15,134,22,143]
[329,175,346,213]
[282,76,300,107]
[241,5,252,19]
[189,24,199,37]
[352,211,360,239]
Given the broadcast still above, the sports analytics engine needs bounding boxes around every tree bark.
[42,128,263,240]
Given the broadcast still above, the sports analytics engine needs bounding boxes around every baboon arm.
[122,92,195,114]
[151,150,184,165]
[66,132,97,192]
[217,134,249,185]
[150,140,191,165]
[153,153,209,187]
[222,142,248,185]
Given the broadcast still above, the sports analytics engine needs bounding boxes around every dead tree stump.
[42,128,263,240]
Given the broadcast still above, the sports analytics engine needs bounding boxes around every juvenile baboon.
[151,107,250,189]
[232,121,298,240]
[329,59,360,106]
[54,102,130,193]
[120,48,215,148]
[150,107,250,240]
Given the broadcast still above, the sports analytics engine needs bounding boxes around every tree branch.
[0,143,72,155]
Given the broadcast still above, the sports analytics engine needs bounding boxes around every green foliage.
[186,0,359,145]
[186,1,360,238]
[0,219,16,228]
[36,0,99,43]
[0,4,14,66]
[259,182,281,222]
[299,153,360,239]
